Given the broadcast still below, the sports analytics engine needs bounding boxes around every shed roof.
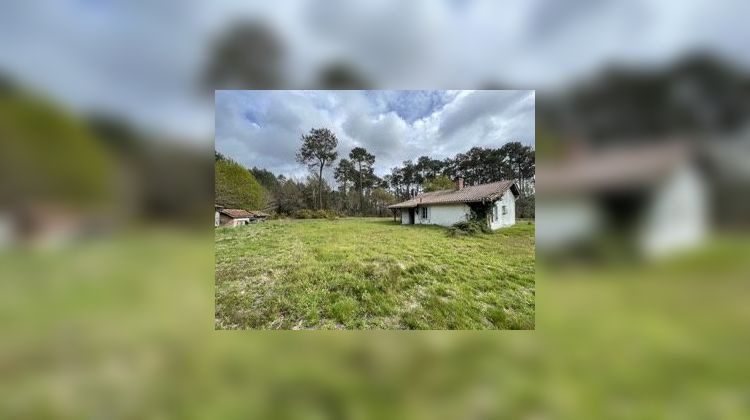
[388,180,517,209]
[219,209,269,219]
[219,209,255,219]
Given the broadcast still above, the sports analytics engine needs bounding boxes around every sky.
[215,90,535,180]
[0,1,748,143]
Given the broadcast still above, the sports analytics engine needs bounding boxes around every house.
[388,178,519,229]
[536,142,707,257]
[216,208,269,227]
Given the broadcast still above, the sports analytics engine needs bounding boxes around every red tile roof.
[219,209,254,218]
[219,209,270,219]
[388,180,517,209]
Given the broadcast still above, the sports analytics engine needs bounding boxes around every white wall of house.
[400,209,410,225]
[638,164,707,257]
[411,204,471,227]
[399,196,520,230]
[536,197,601,250]
[489,192,516,230]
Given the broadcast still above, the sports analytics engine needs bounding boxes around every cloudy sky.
[215,90,534,180]
[0,1,748,142]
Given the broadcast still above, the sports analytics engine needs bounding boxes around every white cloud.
[215,90,534,180]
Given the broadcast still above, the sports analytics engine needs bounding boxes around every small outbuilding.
[217,208,269,227]
[388,178,519,230]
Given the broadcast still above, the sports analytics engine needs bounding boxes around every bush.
[293,209,314,219]
[447,220,491,237]
[291,209,339,219]
[313,209,328,219]
[215,159,266,210]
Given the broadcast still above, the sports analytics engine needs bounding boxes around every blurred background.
[1,0,750,418]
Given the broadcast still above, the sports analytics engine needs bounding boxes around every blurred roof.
[389,181,517,209]
[537,142,690,194]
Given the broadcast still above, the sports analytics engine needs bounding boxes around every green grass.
[215,218,535,329]
[3,229,750,417]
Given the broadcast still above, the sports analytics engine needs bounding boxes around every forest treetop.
[216,127,534,218]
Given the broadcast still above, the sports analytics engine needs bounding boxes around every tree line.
[215,127,535,218]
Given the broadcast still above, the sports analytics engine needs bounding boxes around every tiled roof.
[388,180,517,209]
[219,209,255,219]
[219,209,270,219]
[536,142,689,194]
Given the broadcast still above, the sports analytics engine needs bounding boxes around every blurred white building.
[537,143,708,258]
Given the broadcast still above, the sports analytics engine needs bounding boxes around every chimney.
[455,177,464,190]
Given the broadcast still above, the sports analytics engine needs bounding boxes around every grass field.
[215,218,535,329]
[3,229,750,416]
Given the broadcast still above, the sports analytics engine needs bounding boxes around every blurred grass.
[1,230,749,417]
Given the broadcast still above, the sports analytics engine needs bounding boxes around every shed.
[217,208,269,227]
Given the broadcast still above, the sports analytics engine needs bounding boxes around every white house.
[388,178,519,230]
[536,142,707,258]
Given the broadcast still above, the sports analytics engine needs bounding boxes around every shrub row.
[272,209,342,219]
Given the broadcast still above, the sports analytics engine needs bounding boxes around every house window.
[502,205,507,215]
[421,207,428,219]
[493,205,498,221]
